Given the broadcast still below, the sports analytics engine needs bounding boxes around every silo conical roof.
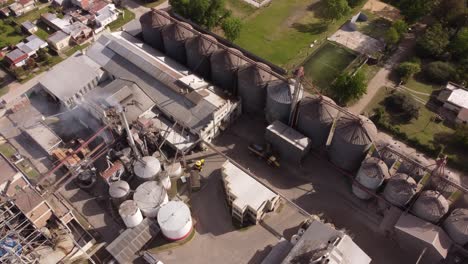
[163,22,194,42]
[443,208,468,245]
[334,115,377,146]
[189,34,218,55]
[239,62,272,86]
[212,48,246,71]
[267,79,292,104]
[299,95,339,125]
[412,190,449,223]
[383,173,417,206]
[140,10,170,28]
[358,157,390,181]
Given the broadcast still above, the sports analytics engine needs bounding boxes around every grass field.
[226,0,256,19]
[234,0,366,69]
[0,20,24,48]
[108,8,136,31]
[15,5,55,24]
[302,42,356,92]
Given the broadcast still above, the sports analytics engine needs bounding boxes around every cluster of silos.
[443,208,468,245]
[140,9,171,52]
[210,48,247,94]
[352,157,389,200]
[265,79,297,124]
[162,22,194,64]
[185,34,218,78]
[295,95,339,149]
[158,201,193,241]
[383,173,417,207]
[237,63,273,113]
[411,190,449,223]
[328,115,377,171]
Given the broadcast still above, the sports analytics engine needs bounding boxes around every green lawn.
[404,76,439,95]
[65,43,90,57]
[360,63,380,83]
[0,20,24,48]
[302,42,357,92]
[35,27,49,40]
[357,12,392,41]
[226,0,256,19]
[234,0,366,69]
[15,5,55,24]
[108,8,136,31]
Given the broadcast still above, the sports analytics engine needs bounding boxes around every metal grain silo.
[185,34,218,79]
[383,173,417,207]
[265,79,295,124]
[210,48,247,93]
[161,22,194,65]
[352,157,389,200]
[412,190,449,223]
[295,95,339,149]
[443,208,468,245]
[237,62,272,113]
[328,115,377,171]
[140,10,171,51]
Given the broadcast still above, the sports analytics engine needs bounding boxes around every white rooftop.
[222,161,278,212]
[23,123,62,153]
[267,120,311,151]
[447,88,468,109]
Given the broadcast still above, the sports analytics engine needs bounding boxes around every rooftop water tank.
[295,95,339,149]
[443,208,468,245]
[161,22,194,64]
[185,34,218,79]
[383,173,417,207]
[265,79,296,124]
[412,190,449,223]
[237,63,272,113]
[134,181,168,218]
[140,10,171,51]
[157,201,193,241]
[119,200,143,228]
[328,115,377,171]
[109,180,131,206]
[134,156,161,182]
[210,48,246,93]
[352,157,389,200]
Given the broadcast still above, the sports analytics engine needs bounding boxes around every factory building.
[221,161,280,225]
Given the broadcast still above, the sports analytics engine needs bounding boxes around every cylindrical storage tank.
[166,162,183,178]
[134,156,161,182]
[431,171,460,198]
[412,190,449,223]
[185,34,218,79]
[443,208,468,245]
[328,115,377,171]
[210,48,247,93]
[383,173,417,206]
[119,200,143,228]
[352,157,389,200]
[157,201,192,241]
[295,95,339,149]
[265,79,294,124]
[162,22,194,65]
[134,181,168,218]
[109,180,131,206]
[159,171,171,190]
[237,63,272,113]
[140,10,171,51]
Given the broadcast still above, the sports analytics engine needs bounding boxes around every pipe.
[119,109,141,160]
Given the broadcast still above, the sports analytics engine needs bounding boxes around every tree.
[392,19,408,35]
[424,61,456,84]
[416,23,450,58]
[25,58,36,70]
[330,71,366,105]
[222,17,242,42]
[398,0,435,23]
[14,25,22,34]
[433,0,467,26]
[169,0,229,29]
[323,0,351,21]
[452,125,468,149]
[384,93,420,122]
[450,27,468,61]
[385,27,400,46]
[396,62,421,83]
[37,48,49,62]
[346,0,363,7]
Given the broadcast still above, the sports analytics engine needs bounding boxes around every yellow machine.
[194,159,205,172]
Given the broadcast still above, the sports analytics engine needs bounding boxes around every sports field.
[302,42,357,91]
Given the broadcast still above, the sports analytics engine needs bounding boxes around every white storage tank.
[134,156,161,182]
[412,190,449,223]
[352,157,389,200]
[443,208,468,245]
[109,180,131,206]
[166,162,183,178]
[134,181,168,218]
[383,173,417,207]
[119,200,143,228]
[157,201,193,241]
[159,171,171,190]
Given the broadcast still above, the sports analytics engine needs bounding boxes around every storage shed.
[265,120,311,163]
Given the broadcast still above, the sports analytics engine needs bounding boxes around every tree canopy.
[396,61,421,83]
[450,27,468,61]
[222,17,242,41]
[398,0,436,22]
[169,0,229,29]
[424,61,456,84]
[385,27,400,46]
[323,0,351,21]
[330,71,366,105]
[384,93,420,122]
[416,23,450,58]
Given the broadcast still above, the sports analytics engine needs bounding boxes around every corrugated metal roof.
[267,79,292,104]
[334,115,377,146]
[298,95,339,124]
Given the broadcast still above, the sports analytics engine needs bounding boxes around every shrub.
[396,61,421,83]
[416,23,450,58]
[385,27,400,46]
[392,19,408,34]
[330,71,366,105]
[384,93,420,122]
[424,61,456,84]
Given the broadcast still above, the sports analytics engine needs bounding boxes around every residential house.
[437,82,468,124]
[16,34,48,56]
[63,21,93,44]
[41,12,72,32]
[47,30,71,52]
[93,3,119,29]
[8,0,35,16]
[21,20,38,33]
[4,49,28,67]
[0,7,10,16]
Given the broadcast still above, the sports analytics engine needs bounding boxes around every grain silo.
[119,200,143,228]
[109,180,131,206]
[161,22,194,65]
[185,34,218,79]
[443,208,468,245]
[210,48,247,93]
[140,10,171,51]
[157,201,193,241]
[237,62,273,113]
[134,181,168,218]
[134,156,161,183]
[265,79,295,124]
[295,95,339,149]
[412,190,449,223]
[328,115,377,171]
[398,159,427,181]
[383,173,417,207]
[352,157,389,200]
[431,171,460,198]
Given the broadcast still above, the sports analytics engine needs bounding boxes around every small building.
[8,0,35,16]
[0,7,10,16]
[47,30,71,52]
[16,35,48,57]
[437,82,468,124]
[0,153,30,197]
[63,21,93,45]
[281,220,372,264]
[221,160,280,225]
[22,122,63,154]
[93,4,120,28]
[265,120,311,163]
[21,20,38,33]
[4,48,28,67]
[41,12,72,32]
